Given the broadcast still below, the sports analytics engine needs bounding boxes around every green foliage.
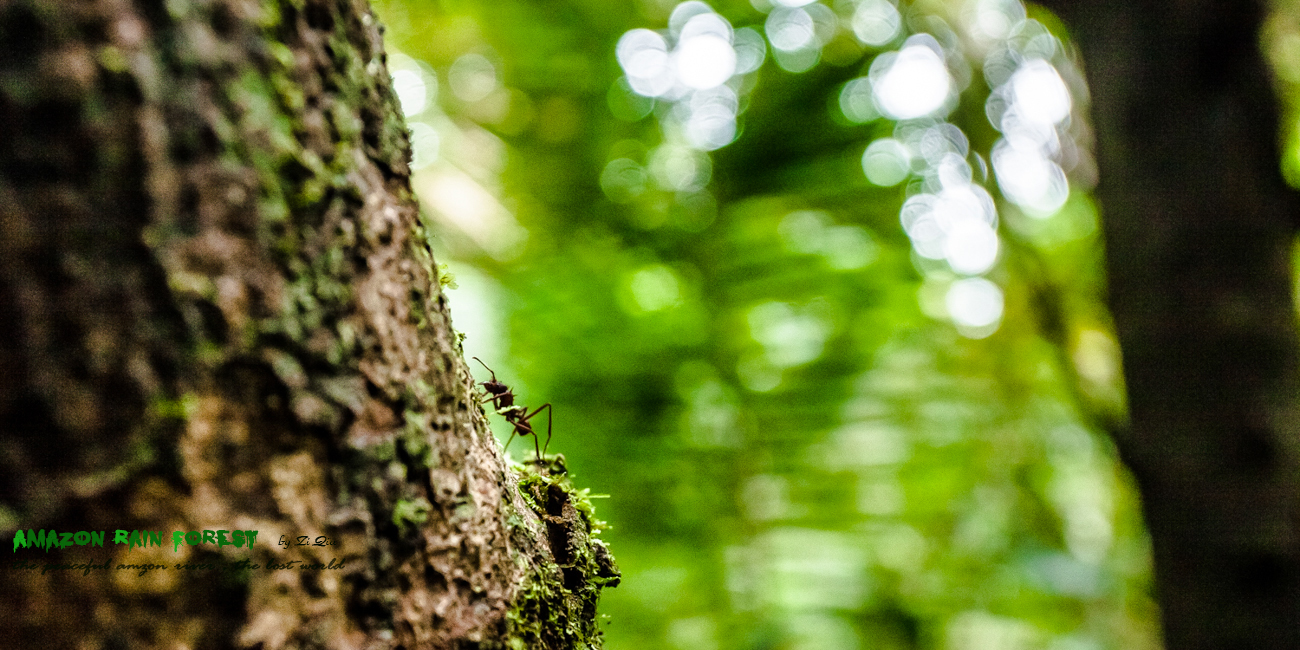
[370,0,1165,648]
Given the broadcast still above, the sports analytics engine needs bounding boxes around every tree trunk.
[0,0,616,647]
[1036,1,1300,647]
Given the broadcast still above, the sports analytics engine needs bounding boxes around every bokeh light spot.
[733,27,768,74]
[839,78,878,124]
[650,145,712,191]
[600,158,649,203]
[629,264,683,312]
[674,34,737,90]
[993,140,1069,215]
[778,210,831,254]
[669,1,717,38]
[766,7,816,53]
[871,36,952,120]
[943,219,999,275]
[680,11,733,42]
[946,277,1004,332]
[1010,59,1071,125]
[449,53,497,102]
[822,226,878,270]
[391,69,428,116]
[408,122,440,169]
[748,302,831,368]
[852,0,902,47]
[968,0,1027,42]
[618,29,674,97]
[773,46,821,73]
[862,138,911,186]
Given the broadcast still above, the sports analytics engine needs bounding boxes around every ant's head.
[472,357,510,395]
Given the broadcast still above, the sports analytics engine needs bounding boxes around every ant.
[471,357,552,466]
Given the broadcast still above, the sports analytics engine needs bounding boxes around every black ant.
[471,357,552,466]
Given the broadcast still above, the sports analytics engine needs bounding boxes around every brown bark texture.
[1035,1,1300,647]
[0,0,617,647]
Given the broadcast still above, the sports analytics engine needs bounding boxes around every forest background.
[366,0,1300,648]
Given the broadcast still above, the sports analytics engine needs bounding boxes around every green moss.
[255,1,281,29]
[400,410,438,467]
[505,463,620,649]
[370,440,397,462]
[97,45,129,73]
[148,393,199,421]
[392,496,431,533]
[436,262,459,289]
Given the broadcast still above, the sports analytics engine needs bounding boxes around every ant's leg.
[521,404,553,460]
[529,423,542,464]
[482,396,514,451]
[509,421,540,467]
[540,404,553,457]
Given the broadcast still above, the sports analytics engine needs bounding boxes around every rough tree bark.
[0,0,616,647]
[1035,1,1300,647]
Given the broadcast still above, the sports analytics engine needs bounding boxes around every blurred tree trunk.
[1038,1,1300,647]
[0,0,615,647]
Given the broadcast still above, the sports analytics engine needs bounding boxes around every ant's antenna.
[471,357,497,380]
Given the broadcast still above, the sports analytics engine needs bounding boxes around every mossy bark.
[0,0,615,647]
[1037,1,1300,647]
